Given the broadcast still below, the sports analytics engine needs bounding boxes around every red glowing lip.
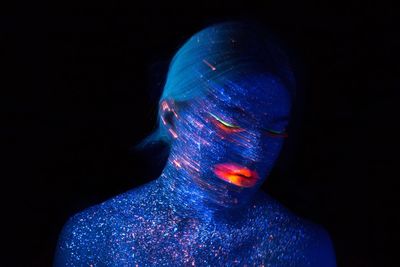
[213,163,259,188]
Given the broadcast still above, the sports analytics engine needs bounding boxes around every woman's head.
[141,21,296,207]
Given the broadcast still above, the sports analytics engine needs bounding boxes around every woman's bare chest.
[106,214,282,266]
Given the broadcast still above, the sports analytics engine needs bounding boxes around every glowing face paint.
[54,22,336,267]
[161,71,292,212]
[213,162,259,188]
[264,129,288,138]
[202,59,217,71]
[208,112,245,133]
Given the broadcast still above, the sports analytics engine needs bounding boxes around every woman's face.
[167,73,292,206]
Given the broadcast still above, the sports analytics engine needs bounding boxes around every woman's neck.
[156,153,253,225]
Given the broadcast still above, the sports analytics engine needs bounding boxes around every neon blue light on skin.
[54,22,336,267]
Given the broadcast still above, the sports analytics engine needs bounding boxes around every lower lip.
[213,163,259,188]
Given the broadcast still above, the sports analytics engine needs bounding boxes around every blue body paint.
[54,22,336,267]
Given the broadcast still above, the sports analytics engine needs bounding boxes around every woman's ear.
[160,99,179,139]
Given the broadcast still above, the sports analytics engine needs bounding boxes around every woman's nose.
[236,132,263,162]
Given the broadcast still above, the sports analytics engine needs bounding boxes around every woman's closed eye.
[209,112,288,138]
[264,128,288,138]
[209,113,244,133]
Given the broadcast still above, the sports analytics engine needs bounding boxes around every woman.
[54,21,336,266]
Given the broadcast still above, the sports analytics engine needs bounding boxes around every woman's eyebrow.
[225,105,253,119]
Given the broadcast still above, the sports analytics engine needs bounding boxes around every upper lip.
[213,162,259,188]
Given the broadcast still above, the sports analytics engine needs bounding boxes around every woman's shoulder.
[255,192,336,266]
[54,203,111,265]
[63,180,157,228]
[54,181,157,265]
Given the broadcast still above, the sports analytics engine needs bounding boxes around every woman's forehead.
[201,74,292,120]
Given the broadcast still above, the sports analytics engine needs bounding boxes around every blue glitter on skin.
[54,22,337,266]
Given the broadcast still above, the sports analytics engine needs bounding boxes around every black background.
[2,1,398,266]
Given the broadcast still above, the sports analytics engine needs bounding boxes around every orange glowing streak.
[209,113,244,133]
[213,119,244,133]
[172,159,182,168]
[218,124,242,133]
[161,101,170,111]
[168,128,178,139]
[202,59,216,71]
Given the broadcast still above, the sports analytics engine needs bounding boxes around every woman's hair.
[136,21,296,149]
